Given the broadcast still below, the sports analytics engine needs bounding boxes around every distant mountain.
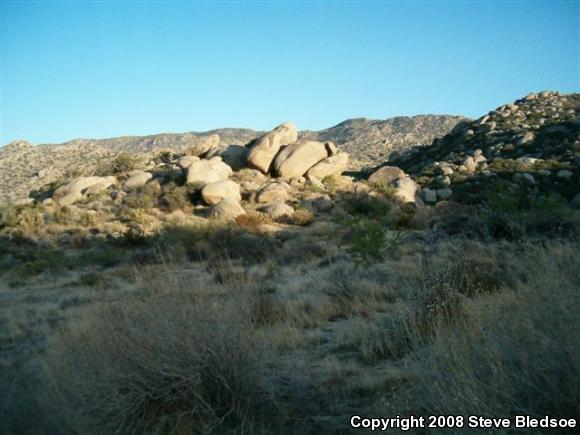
[0,115,464,204]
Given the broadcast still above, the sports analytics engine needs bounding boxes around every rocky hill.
[385,91,579,206]
[0,115,463,204]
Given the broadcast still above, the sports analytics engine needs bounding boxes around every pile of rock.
[49,122,351,221]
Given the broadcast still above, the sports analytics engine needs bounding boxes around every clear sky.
[1,1,578,145]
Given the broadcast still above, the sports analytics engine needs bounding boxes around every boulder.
[259,202,294,220]
[557,169,573,179]
[212,145,249,171]
[368,166,405,185]
[421,187,437,203]
[178,155,200,170]
[186,158,233,189]
[201,180,241,205]
[54,176,116,206]
[185,134,221,157]
[393,177,419,203]
[306,153,349,179]
[124,170,153,190]
[210,198,246,220]
[247,122,298,173]
[517,132,535,146]
[436,188,453,200]
[461,156,477,173]
[273,140,329,178]
[256,182,289,203]
[302,194,333,213]
[516,157,540,166]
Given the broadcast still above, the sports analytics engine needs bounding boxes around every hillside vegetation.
[0,91,578,435]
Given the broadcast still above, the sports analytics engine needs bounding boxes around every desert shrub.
[0,204,20,228]
[388,244,580,421]
[109,152,138,175]
[287,208,315,226]
[42,289,272,434]
[51,206,76,225]
[343,192,391,218]
[371,179,397,199]
[345,217,388,267]
[123,181,161,209]
[4,246,68,286]
[235,211,271,229]
[15,206,45,234]
[157,224,280,265]
[158,182,194,212]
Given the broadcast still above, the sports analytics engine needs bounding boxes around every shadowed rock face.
[0,115,464,204]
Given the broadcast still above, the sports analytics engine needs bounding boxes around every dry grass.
[41,284,273,434]
[377,242,580,429]
[1,217,579,435]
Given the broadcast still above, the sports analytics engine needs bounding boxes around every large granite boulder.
[185,134,221,157]
[273,140,329,178]
[207,145,249,171]
[255,182,289,203]
[368,166,406,185]
[201,180,241,205]
[124,170,153,190]
[306,152,349,179]
[247,122,297,173]
[210,198,246,220]
[186,157,233,189]
[54,176,116,206]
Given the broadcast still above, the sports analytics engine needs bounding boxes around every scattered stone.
[259,202,294,219]
[440,166,454,176]
[517,132,535,146]
[302,194,333,213]
[516,157,540,166]
[210,198,245,220]
[557,169,573,179]
[421,187,437,203]
[436,188,453,200]
[393,177,419,203]
[256,182,289,203]
[521,173,536,185]
[461,156,476,173]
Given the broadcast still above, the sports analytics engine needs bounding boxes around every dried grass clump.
[43,288,272,434]
[383,243,580,421]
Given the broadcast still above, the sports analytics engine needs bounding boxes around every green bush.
[158,182,194,212]
[123,181,161,209]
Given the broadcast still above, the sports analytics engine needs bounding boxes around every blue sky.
[1,1,578,145]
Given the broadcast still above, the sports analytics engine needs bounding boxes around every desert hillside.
[0,114,463,205]
[0,91,578,434]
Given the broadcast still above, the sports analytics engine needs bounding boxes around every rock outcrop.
[247,123,298,173]
[54,176,116,205]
